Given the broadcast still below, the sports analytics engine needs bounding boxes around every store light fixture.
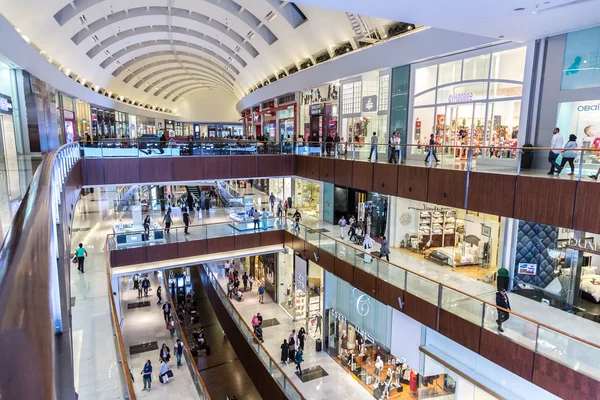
[513,7,527,11]
[92,35,99,43]
[265,11,276,22]
[246,31,255,40]
[79,15,87,24]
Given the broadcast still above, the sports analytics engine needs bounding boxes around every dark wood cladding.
[438,309,481,353]
[231,156,258,178]
[532,353,600,400]
[427,169,467,209]
[199,266,288,400]
[146,242,178,263]
[178,239,208,258]
[281,155,294,176]
[104,158,141,184]
[82,158,105,185]
[295,155,307,177]
[334,159,353,187]
[514,176,577,228]
[235,233,261,250]
[573,181,600,234]
[260,230,283,247]
[317,249,335,273]
[334,258,354,285]
[307,156,320,180]
[467,172,516,217]
[403,291,437,330]
[319,158,335,183]
[173,157,204,182]
[207,237,235,253]
[354,268,377,297]
[397,165,428,201]
[140,158,173,183]
[284,231,294,249]
[479,328,534,381]
[352,161,374,192]
[203,157,232,179]
[373,163,399,195]
[376,279,405,312]
[257,155,282,177]
[113,246,147,267]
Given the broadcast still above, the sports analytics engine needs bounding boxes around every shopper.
[174,339,184,368]
[141,360,152,391]
[589,167,600,180]
[557,134,578,175]
[227,279,234,299]
[137,278,143,298]
[495,288,511,332]
[142,277,150,297]
[295,348,304,375]
[159,343,171,363]
[334,133,342,156]
[249,275,254,291]
[277,200,283,218]
[380,236,391,262]
[325,134,333,156]
[424,134,439,163]
[252,314,259,328]
[163,210,173,234]
[258,284,266,304]
[280,339,289,364]
[288,330,297,363]
[261,207,269,230]
[389,132,401,164]
[548,127,564,175]
[363,234,373,263]
[143,215,151,236]
[292,209,302,233]
[156,285,162,305]
[74,243,88,273]
[298,327,306,350]
[269,192,276,211]
[242,272,249,291]
[338,215,347,240]
[253,209,260,230]
[257,313,263,326]
[167,316,176,339]
[159,358,170,384]
[224,259,231,277]
[183,207,190,235]
[367,132,378,162]
[162,301,172,322]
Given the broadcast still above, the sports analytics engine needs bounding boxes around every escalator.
[186,185,201,201]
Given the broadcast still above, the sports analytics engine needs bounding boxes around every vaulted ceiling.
[0,0,393,111]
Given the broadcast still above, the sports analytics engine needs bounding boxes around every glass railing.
[201,263,305,400]
[79,139,600,182]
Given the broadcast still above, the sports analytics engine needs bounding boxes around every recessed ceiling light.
[246,31,255,40]
[513,7,527,11]
[265,11,276,22]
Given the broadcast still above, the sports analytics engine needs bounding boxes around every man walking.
[253,209,260,230]
[495,288,511,332]
[75,243,88,273]
[269,192,276,211]
[367,132,378,162]
[163,210,172,234]
[142,277,150,297]
[424,134,439,163]
[174,339,184,368]
[389,132,401,164]
[338,215,347,240]
[258,284,266,304]
[162,301,172,322]
[548,127,564,175]
[183,207,190,235]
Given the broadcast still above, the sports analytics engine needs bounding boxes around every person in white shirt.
[338,216,347,239]
[548,127,564,175]
[367,132,379,162]
[224,260,231,277]
[389,132,401,164]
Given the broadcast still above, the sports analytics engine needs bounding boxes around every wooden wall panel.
[260,230,283,247]
[104,158,140,184]
[113,247,147,268]
[231,156,258,178]
[146,243,178,263]
[397,166,428,201]
[295,155,307,177]
[257,155,282,177]
[83,158,105,185]
[573,181,600,234]
[203,157,232,179]
[140,158,173,183]
[303,242,319,263]
[373,164,399,195]
[354,268,377,297]
[438,309,481,354]
[319,158,335,183]
[514,176,577,228]
[307,156,320,180]
[316,249,335,273]
[292,235,305,253]
[178,240,208,258]
[334,258,354,285]
[352,161,374,192]
[479,329,534,381]
[282,155,294,176]
[376,279,405,312]
[334,159,353,187]
[172,157,204,182]
[403,292,437,330]
[427,169,467,209]
[284,231,294,249]
[235,233,261,250]
[532,354,600,400]
[467,172,516,217]
[207,237,235,254]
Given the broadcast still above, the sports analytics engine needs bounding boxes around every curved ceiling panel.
[173,87,207,102]
[70,6,261,55]
[136,70,233,91]
[124,60,234,85]
[164,83,211,100]
[112,50,236,82]
[155,78,215,96]
[87,26,247,67]
[99,40,241,75]
[150,76,224,95]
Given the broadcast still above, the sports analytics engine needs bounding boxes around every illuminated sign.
[0,95,12,114]
[577,104,600,112]
[361,95,378,112]
[518,262,537,275]
[448,93,474,103]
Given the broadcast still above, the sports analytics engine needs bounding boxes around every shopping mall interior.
[1,1,600,400]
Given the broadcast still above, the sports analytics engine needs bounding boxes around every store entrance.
[438,102,486,163]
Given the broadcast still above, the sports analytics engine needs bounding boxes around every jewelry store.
[408,44,532,163]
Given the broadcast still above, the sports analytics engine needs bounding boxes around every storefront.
[56,92,78,144]
[136,115,156,136]
[115,111,128,138]
[409,44,531,163]
[0,62,21,164]
[334,186,388,239]
[556,100,600,168]
[339,70,390,146]
[91,106,116,138]
[293,178,321,219]
[299,82,338,143]
[75,99,92,140]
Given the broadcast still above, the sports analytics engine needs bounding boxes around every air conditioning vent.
[288,66,298,75]
[257,83,263,88]
[278,71,287,79]
[92,35,99,43]
[316,52,331,64]
[79,15,87,24]
[387,22,416,38]
[300,60,313,70]
[265,11,276,22]
[246,31,255,40]
[269,76,277,83]
[334,43,353,57]
[235,45,241,52]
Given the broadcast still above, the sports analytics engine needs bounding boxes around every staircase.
[186,185,201,201]
[346,12,378,44]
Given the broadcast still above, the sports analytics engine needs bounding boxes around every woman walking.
[557,134,578,176]
[380,236,391,262]
[295,348,304,375]
[280,339,289,364]
[156,286,162,305]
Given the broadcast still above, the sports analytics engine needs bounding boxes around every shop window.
[414,65,437,94]
[436,82,488,104]
[490,47,526,82]
[438,60,462,86]
[414,90,436,106]
[378,74,390,111]
[341,81,362,115]
[562,26,600,90]
[412,107,435,146]
[462,54,490,81]
[556,100,600,166]
[485,100,521,157]
[489,82,523,99]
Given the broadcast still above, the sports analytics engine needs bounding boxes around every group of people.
[248,207,270,230]
[133,274,152,298]
[280,328,306,375]
[337,215,391,262]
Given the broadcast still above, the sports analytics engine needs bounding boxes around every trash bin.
[316,338,322,352]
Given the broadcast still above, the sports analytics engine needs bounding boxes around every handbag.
[166,370,174,378]
[72,256,78,264]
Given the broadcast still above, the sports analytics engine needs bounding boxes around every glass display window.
[438,60,462,86]
[556,100,600,171]
[562,26,600,90]
[414,65,438,94]
[490,47,527,81]
[463,54,491,81]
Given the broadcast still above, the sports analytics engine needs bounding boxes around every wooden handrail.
[104,236,137,400]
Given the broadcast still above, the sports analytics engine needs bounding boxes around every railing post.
[516,150,522,175]
[578,149,584,180]
[352,143,356,160]
[534,324,541,353]
[467,145,474,172]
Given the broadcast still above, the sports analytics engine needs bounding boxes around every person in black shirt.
[495,288,511,332]
[325,134,333,156]
[424,134,439,163]
[183,207,190,234]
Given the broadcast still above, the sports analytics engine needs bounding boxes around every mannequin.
[375,356,384,384]
[382,368,393,399]
[341,330,348,355]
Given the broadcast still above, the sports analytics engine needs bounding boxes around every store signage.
[63,110,74,120]
[0,94,12,115]
[310,104,324,116]
[361,95,378,112]
[577,104,600,112]
[355,326,375,343]
[352,288,370,317]
[448,93,474,103]
[518,262,537,275]
[565,238,600,255]
[302,84,338,105]
[295,255,307,293]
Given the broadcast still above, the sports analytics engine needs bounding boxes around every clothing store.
[298,81,339,143]
[408,43,532,164]
[339,69,391,145]
[333,186,388,240]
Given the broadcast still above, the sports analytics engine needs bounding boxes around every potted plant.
[497,267,510,291]
[520,143,534,169]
